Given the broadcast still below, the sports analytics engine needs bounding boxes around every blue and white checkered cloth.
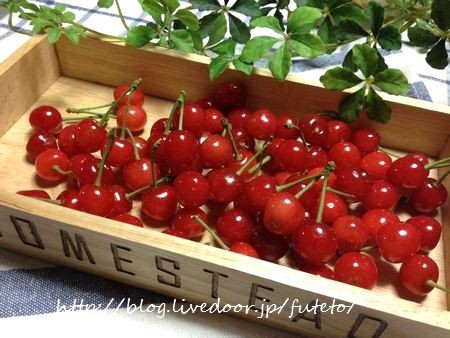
[0,1,448,336]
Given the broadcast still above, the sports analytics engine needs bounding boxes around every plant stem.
[436,170,449,186]
[426,157,450,170]
[150,141,161,188]
[248,155,271,175]
[67,103,113,113]
[125,128,140,160]
[276,171,323,192]
[222,119,242,161]
[51,165,72,176]
[126,177,170,199]
[95,130,115,186]
[236,139,272,176]
[193,216,229,250]
[115,0,129,31]
[426,280,450,293]
[327,187,355,199]
[164,91,185,135]
[72,22,124,40]
[295,180,316,199]
[316,175,329,223]
[378,146,401,158]
[178,92,185,131]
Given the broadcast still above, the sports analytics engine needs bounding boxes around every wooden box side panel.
[55,37,450,157]
[0,36,60,138]
[0,193,449,338]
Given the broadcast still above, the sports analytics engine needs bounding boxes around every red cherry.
[141,184,177,221]
[406,216,442,252]
[213,81,247,112]
[111,214,144,227]
[274,171,294,185]
[76,157,115,187]
[275,113,299,139]
[151,118,169,135]
[227,149,257,182]
[173,171,210,208]
[196,97,218,110]
[233,191,259,216]
[79,184,114,216]
[332,215,368,253]
[410,178,448,213]
[351,129,380,155]
[246,109,277,140]
[387,156,427,189]
[284,173,319,210]
[377,221,421,263]
[17,190,51,199]
[199,135,233,169]
[69,153,94,177]
[406,152,429,166]
[123,158,160,191]
[35,149,70,181]
[361,151,392,180]
[204,108,225,134]
[263,192,305,235]
[208,168,244,204]
[334,252,378,289]
[274,140,308,172]
[163,228,190,239]
[328,141,361,167]
[306,146,329,170]
[261,137,283,172]
[228,108,251,130]
[298,114,328,145]
[310,192,348,225]
[307,167,337,189]
[361,209,399,244]
[243,174,277,211]
[251,223,289,261]
[57,125,80,158]
[131,136,149,159]
[292,221,337,265]
[117,105,147,132]
[324,120,351,148]
[171,208,207,239]
[334,165,372,201]
[165,130,199,170]
[57,189,80,210]
[29,105,62,134]
[362,180,399,210]
[399,254,439,296]
[114,83,145,107]
[229,242,260,258]
[231,128,255,151]
[26,130,57,158]
[301,263,335,280]
[216,208,254,245]
[173,102,205,137]
[109,185,132,217]
[75,119,107,153]
[102,137,134,167]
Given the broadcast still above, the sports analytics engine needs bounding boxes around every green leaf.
[287,6,322,34]
[54,4,67,12]
[241,36,278,63]
[161,0,180,13]
[233,59,253,75]
[375,50,388,73]
[139,0,165,24]
[209,55,231,80]
[426,39,449,69]
[332,5,366,26]
[63,26,82,44]
[126,25,156,47]
[378,25,401,51]
[176,9,199,31]
[352,44,378,77]
[207,13,227,46]
[229,14,250,44]
[337,19,369,37]
[63,11,76,22]
[289,33,326,58]
[199,13,219,37]
[212,38,236,56]
[31,17,53,33]
[408,26,440,47]
[374,69,410,95]
[191,31,203,51]
[366,1,384,35]
[269,42,291,80]
[47,27,62,44]
[250,17,283,34]
[97,0,114,8]
[338,88,365,122]
[232,0,261,17]
[171,29,195,52]
[342,49,357,72]
[318,18,337,45]
[431,0,450,30]
[366,87,391,123]
[188,0,221,10]
[320,67,363,90]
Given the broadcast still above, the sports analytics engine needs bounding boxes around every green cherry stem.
[178,92,186,131]
[436,170,450,185]
[51,165,73,177]
[124,128,140,160]
[222,118,242,161]
[125,177,171,199]
[248,155,271,175]
[164,91,186,135]
[316,174,329,223]
[150,140,161,188]
[426,280,450,293]
[193,215,229,250]
[326,187,355,199]
[426,157,450,170]
[115,0,129,31]
[378,146,401,158]
[295,180,316,199]
[95,129,115,186]
[120,88,134,139]
[236,139,272,176]
[276,171,323,192]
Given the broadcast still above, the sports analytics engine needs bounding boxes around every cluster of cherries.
[19,79,449,298]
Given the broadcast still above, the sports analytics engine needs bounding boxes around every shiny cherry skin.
[334,165,372,202]
[173,171,210,208]
[284,173,319,211]
[227,149,257,183]
[351,129,380,155]
[324,120,351,149]
[57,189,81,210]
[216,208,254,245]
[361,209,399,244]
[141,184,177,221]
[274,140,308,172]
[17,189,51,199]
[208,168,244,204]
[213,81,247,112]
[177,102,206,137]
[26,130,57,158]
[77,157,115,187]
[117,105,147,132]
[261,137,283,172]
[69,153,94,177]
[171,208,207,239]
[263,192,305,235]
[199,135,233,169]
[151,118,169,135]
[57,125,80,158]
[204,108,225,134]
[361,180,399,210]
[406,152,429,166]
[109,185,132,217]
[399,254,439,296]
[75,119,107,153]
[334,252,378,289]
[328,141,361,167]
[410,178,448,213]
[165,130,199,170]
[131,136,149,159]
[102,137,134,167]
[275,113,300,139]
[78,184,114,216]
[35,149,70,181]
[306,146,329,170]
[123,158,160,191]
[228,108,251,130]
[310,192,348,225]
[229,242,260,258]
[243,174,277,211]
[231,128,255,151]
[377,221,421,263]
[274,171,294,185]
[292,221,337,265]
[246,109,277,140]
[406,216,442,252]
[111,213,144,227]
[251,223,289,261]
[301,263,335,280]
[298,114,328,145]
[307,167,337,190]
[332,215,368,253]
[113,83,145,107]
[361,151,392,180]
[197,97,218,110]
[387,156,427,189]
[29,105,62,134]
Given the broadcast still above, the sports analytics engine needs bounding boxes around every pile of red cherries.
[19,79,449,297]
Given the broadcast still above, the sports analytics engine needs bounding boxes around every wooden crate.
[0,35,449,337]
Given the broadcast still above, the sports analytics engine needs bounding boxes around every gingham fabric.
[0,1,448,336]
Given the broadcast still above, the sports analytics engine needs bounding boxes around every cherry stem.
[276,171,324,192]
[360,245,377,252]
[294,179,316,199]
[326,187,355,199]
[67,102,113,113]
[164,91,185,135]
[431,163,450,169]
[125,177,170,199]
[316,175,329,223]
[436,170,450,185]
[51,165,72,176]
[193,215,229,250]
[124,128,140,160]
[222,118,242,161]
[248,155,271,175]
[426,157,450,170]
[150,140,161,188]
[378,146,401,158]
[178,92,186,131]
[236,139,272,176]
[95,129,115,186]
[119,94,134,139]
[426,280,450,293]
